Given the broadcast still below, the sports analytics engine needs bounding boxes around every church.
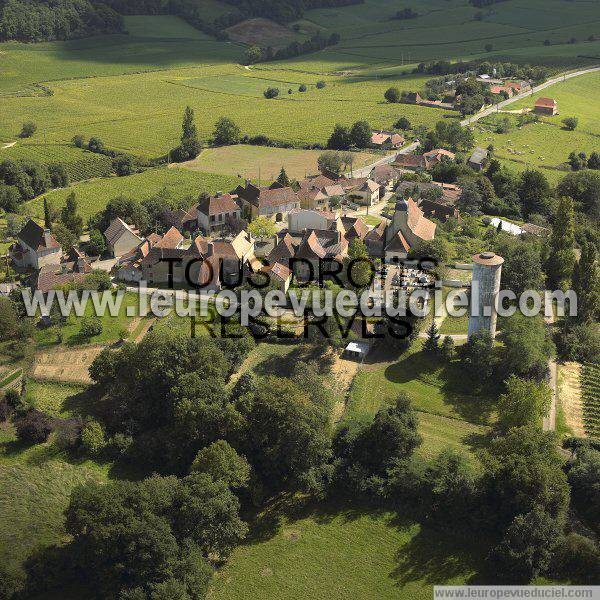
[384,197,437,262]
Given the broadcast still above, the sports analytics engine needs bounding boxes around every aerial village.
[7,122,552,356]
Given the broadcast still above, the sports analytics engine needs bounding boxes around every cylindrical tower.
[468,251,504,338]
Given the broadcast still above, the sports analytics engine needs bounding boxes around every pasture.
[175,144,377,180]
[475,70,600,182]
[26,167,240,222]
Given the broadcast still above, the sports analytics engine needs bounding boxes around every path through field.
[558,362,585,437]
[0,142,16,149]
[543,359,558,432]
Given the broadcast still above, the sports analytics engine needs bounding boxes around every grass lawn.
[475,71,600,184]
[343,340,494,463]
[210,498,484,600]
[32,291,142,348]
[25,168,241,222]
[348,341,496,425]
[438,312,469,335]
[174,145,377,181]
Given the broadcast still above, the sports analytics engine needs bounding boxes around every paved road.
[461,65,600,126]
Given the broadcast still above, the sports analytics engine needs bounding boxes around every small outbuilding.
[534,97,558,116]
[343,340,371,362]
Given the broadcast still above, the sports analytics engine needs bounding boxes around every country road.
[352,65,600,180]
[461,65,600,126]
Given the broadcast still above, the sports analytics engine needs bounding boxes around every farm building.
[534,97,558,115]
[104,217,143,258]
[468,147,489,171]
[232,181,299,221]
[371,130,404,149]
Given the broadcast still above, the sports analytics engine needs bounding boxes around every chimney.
[244,179,251,188]
[77,258,85,271]
[61,263,68,274]
[206,242,214,257]
[215,191,222,197]
[43,229,52,247]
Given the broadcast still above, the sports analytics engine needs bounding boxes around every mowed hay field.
[475,71,600,183]
[175,144,378,180]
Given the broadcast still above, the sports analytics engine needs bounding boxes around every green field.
[475,70,600,183]
[344,341,493,463]
[210,499,483,600]
[581,362,600,441]
[176,144,377,180]
[0,377,109,590]
[32,291,142,347]
[0,142,113,182]
[25,167,240,222]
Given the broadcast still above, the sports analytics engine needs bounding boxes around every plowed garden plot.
[31,345,105,384]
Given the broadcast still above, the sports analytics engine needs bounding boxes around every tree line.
[0,0,123,42]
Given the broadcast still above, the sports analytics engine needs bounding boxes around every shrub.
[299,84,307,92]
[15,409,52,444]
[112,154,134,176]
[562,117,579,131]
[81,420,107,456]
[394,116,411,130]
[88,137,105,154]
[54,418,84,451]
[20,121,37,138]
[72,134,84,148]
[80,316,103,338]
[384,87,401,103]
[263,87,279,99]
[316,80,326,89]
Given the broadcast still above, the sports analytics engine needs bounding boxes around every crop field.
[0,59,453,157]
[175,144,377,180]
[475,71,600,182]
[0,142,113,182]
[210,499,483,600]
[25,167,240,222]
[581,362,600,441]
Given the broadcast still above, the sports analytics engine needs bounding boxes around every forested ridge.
[0,0,123,42]
[0,0,363,42]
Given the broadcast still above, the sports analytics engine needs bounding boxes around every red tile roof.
[154,226,183,250]
[535,97,556,108]
[198,193,240,216]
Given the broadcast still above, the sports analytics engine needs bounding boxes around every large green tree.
[497,375,551,431]
[545,196,576,290]
[572,240,600,322]
[178,106,201,161]
[480,425,569,526]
